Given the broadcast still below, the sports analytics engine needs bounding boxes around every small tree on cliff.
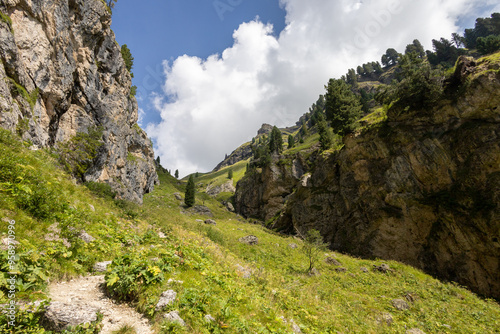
[268,126,283,154]
[184,175,195,208]
[121,44,134,77]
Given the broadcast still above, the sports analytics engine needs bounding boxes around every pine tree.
[228,169,233,179]
[288,135,295,149]
[175,170,179,179]
[317,114,332,151]
[300,121,309,137]
[268,126,283,154]
[120,44,134,77]
[184,175,195,207]
[325,78,362,136]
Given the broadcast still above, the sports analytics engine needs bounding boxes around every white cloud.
[147,0,492,176]
[137,108,145,127]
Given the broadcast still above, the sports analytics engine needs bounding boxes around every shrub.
[105,254,174,301]
[56,126,104,181]
[84,181,116,200]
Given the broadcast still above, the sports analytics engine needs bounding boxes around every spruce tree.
[317,114,332,151]
[184,175,195,207]
[120,44,134,77]
[325,78,362,136]
[228,169,233,179]
[300,121,309,137]
[175,170,179,179]
[288,135,295,149]
[268,126,283,154]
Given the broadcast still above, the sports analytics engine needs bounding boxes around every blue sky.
[111,0,286,127]
[111,0,500,177]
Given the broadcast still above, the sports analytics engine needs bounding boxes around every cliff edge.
[0,0,158,202]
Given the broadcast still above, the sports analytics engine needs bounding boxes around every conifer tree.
[120,44,134,77]
[317,114,332,151]
[175,170,179,179]
[184,175,195,207]
[325,78,362,136]
[228,169,233,179]
[300,121,309,137]
[268,126,283,154]
[288,135,295,149]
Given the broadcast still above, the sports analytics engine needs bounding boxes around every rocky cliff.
[235,55,500,299]
[235,153,309,222]
[0,0,158,202]
[213,124,274,172]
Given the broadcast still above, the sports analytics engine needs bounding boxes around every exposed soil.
[48,275,154,334]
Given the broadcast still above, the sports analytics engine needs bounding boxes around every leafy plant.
[56,126,104,181]
[105,254,174,301]
[84,181,116,200]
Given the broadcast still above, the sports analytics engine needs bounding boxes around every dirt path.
[49,275,154,334]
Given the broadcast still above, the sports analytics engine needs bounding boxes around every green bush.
[8,78,38,111]
[84,181,116,200]
[0,133,68,220]
[56,126,104,181]
[0,11,13,33]
[0,301,49,333]
[105,254,175,301]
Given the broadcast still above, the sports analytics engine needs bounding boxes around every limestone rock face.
[235,153,308,222]
[0,0,158,202]
[235,56,500,299]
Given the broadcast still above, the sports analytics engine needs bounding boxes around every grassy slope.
[191,159,250,188]
[1,129,499,333]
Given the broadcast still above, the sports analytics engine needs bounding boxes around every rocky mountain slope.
[0,0,158,202]
[234,54,500,299]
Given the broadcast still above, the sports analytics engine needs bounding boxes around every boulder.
[93,261,112,272]
[204,219,217,225]
[156,290,177,311]
[42,302,99,331]
[325,257,341,266]
[373,263,393,273]
[406,329,425,334]
[238,235,259,245]
[78,230,95,243]
[163,310,185,326]
[392,299,409,311]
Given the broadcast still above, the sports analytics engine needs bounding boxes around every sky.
[111,0,500,177]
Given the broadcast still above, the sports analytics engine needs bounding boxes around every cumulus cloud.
[147,0,492,176]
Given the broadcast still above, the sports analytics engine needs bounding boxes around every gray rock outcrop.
[42,302,99,331]
[156,290,177,311]
[238,235,259,245]
[163,310,185,326]
[0,0,158,203]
